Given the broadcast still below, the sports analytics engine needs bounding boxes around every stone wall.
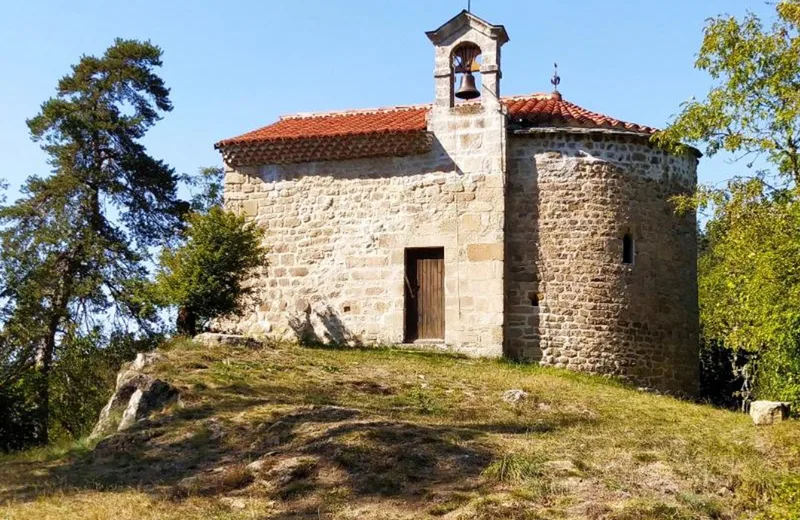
[222,105,506,356]
[504,132,699,394]
[222,123,700,394]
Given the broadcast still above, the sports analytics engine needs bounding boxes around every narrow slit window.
[622,233,635,265]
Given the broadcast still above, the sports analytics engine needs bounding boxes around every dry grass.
[0,339,799,519]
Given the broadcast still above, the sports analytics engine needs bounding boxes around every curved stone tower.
[504,117,699,394]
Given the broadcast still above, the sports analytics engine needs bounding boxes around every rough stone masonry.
[216,11,700,394]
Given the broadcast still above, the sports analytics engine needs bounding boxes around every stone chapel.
[215,11,700,394]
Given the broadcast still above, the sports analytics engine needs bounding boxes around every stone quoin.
[215,11,700,394]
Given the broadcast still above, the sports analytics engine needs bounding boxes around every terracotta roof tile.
[216,93,657,166]
[504,93,657,134]
[219,106,429,145]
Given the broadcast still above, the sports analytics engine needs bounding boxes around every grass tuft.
[482,453,544,484]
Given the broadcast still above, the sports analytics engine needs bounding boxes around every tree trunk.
[176,306,197,337]
[33,318,59,445]
[33,253,77,445]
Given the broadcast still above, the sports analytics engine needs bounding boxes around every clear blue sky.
[0,1,776,200]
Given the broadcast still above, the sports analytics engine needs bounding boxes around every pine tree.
[0,39,184,444]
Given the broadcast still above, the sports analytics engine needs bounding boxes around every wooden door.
[405,248,444,341]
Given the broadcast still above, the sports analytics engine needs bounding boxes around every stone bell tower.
[425,10,509,175]
[420,12,510,354]
[426,10,509,111]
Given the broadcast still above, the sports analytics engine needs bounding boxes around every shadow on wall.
[288,304,362,347]
[503,146,543,362]
[240,135,459,186]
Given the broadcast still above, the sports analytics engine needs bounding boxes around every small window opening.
[343,305,351,313]
[622,233,635,265]
[529,292,540,307]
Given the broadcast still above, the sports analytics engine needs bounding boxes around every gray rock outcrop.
[91,352,179,438]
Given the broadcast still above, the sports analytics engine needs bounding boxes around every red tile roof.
[216,93,657,166]
[504,93,657,134]
[221,106,429,143]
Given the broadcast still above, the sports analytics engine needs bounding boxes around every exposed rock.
[750,401,791,426]
[717,486,733,497]
[117,379,179,431]
[246,459,268,473]
[501,389,528,404]
[219,497,247,510]
[204,418,226,440]
[194,332,263,349]
[91,352,179,438]
[267,456,318,485]
[131,351,164,371]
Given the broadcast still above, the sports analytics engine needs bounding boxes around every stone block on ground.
[750,401,791,425]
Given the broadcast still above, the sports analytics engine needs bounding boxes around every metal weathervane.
[551,63,561,92]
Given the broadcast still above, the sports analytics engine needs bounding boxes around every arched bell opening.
[451,42,482,102]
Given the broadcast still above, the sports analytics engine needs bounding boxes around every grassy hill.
[1,339,798,519]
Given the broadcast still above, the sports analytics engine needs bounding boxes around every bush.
[154,206,268,335]
[699,338,748,410]
[0,377,40,452]
[755,341,800,414]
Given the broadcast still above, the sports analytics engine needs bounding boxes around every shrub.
[154,207,268,335]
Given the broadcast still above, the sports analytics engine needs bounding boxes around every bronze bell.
[455,72,480,100]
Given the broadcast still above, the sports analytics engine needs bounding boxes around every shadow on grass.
[0,380,596,511]
[296,338,474,366]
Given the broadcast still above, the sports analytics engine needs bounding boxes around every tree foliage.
[154,202,268,336]
[656,1,800,182]
[0,39,183,446]
[658,2,800,408]
[693,180,800,406]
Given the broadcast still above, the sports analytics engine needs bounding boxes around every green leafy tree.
[657,1,800,183]
[154,205,268,336]
[657,1,800,408]
[0,39,184,444]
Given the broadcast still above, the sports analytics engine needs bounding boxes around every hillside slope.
[1,339,798,519]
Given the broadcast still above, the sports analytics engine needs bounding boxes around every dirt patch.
[348,380,394,395]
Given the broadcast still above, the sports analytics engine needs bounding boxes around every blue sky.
[0,1,777,200]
